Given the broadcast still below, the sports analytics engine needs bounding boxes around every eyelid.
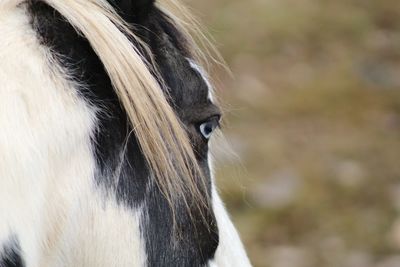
[194,114,222,131]
[206,115,222,128]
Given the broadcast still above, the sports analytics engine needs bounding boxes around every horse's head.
[0,0,251,266]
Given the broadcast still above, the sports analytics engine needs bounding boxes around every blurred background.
[185,0,400,266]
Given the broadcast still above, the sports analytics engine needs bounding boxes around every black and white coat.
[0,0,251,266]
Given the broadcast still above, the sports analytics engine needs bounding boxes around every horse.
[0,0,251,266]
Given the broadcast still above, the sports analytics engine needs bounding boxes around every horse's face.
[133,6,224,264]
[124,6,224,264]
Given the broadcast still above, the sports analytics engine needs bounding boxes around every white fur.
[207,158,252,267]
[210,189,252,267]
[0,5,146,266]
[187,58,215,102]
[44,194,147,267]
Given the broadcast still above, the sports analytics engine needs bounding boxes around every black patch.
[109,0,155,22]
[29,1,219,266]
[0,237,24,267]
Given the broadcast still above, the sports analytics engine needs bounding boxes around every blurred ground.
[185,0,400,266]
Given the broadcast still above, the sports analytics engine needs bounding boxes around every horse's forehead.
[145,23,211,114]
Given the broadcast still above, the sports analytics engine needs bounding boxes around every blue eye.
[199,117,220,140]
